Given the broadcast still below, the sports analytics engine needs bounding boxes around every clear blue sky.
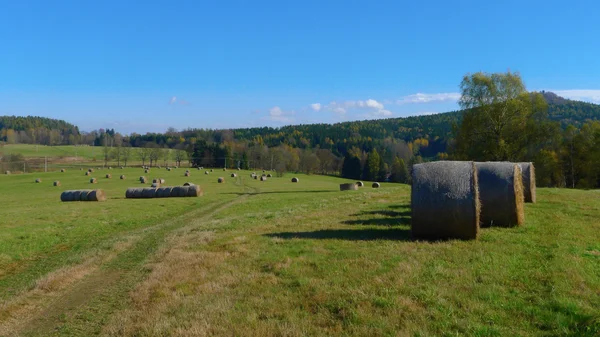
[1,0,599,134]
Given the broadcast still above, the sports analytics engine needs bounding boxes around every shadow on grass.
[224,190,335,196]
[387,204,411,210]
[265,228,412,241]
[343,217,411,226]
[352,210,411,217]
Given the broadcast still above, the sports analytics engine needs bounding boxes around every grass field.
[1,144,99,160]
[0,166,599,336]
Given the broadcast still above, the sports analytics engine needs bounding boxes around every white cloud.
[269,106,283,116]
[310,103,321,111]
[357,99,384,110]
[363,109,393,118]
[396,92,461,104]
[265,106,295,123]
[547,90,600,104]
[326,101,347,115]
[169,96,177,104]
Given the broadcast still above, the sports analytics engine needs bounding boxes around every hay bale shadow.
[265,228,412,241]
[343,217,411,226]
[352,210,411,217]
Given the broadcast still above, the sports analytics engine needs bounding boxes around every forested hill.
[541,91,600,127]
[0,116,80,145]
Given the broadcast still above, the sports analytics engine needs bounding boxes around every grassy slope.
[0,169,598,336]
[1,145,99,160]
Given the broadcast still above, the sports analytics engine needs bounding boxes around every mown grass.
[1,144,99,160]
[0,168,599,336]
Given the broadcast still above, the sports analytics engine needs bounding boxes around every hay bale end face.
[475,162,524,227]
[35,178,42,183]
[517,162,536,203]
[372,182,380,188]
[90,178,97,184]
[85,171,90,176]
[218,177,225,183]
[88,169,94,173]
[231,173,237,178]
[61,169,65,173]
[106,174,112,179]
[411,161,480,240]
[291,177,299,183]
[120,175,126,179]
[53,181,61,186]
[340,183,358,191]
[356,181,364,187]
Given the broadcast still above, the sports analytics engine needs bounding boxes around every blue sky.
[1,0,599,134]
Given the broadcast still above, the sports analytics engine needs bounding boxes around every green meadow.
[0,165,598,336]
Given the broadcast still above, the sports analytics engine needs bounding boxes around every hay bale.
[210,169,213,172]
[170,186,187,198]
[475,162,524,227]
[79,190,91,201]
[88,169,94,173]
[223,168,226,171]
[155,187,168,198]
[4,171,9,175]
[139,176,147,183]
[205,171,209,175]
[108,167,112,170]
[90,178,97,184]
[183,182,194,186]
[237,168,241,171]
[105,174,112,179]
[60,169,66,173]
[35,178,42,183]
[61,189,105,202]
[340,183,358,191]
[411,161,480,240]
[356,181,364,187]
[151,183,161,188]
[53,181,61,187]
[517,162,536,203]
[88,190,106,201]
[218,177,225,183]
[231,173,237,178]
[184,172,190,177]
[120,175,126,179]
[142,188,157,198]
[291,177,299,183]
[260,176,267,181]
[253,175,258,180]
[372,182,380,188]
[120,166,124,169]
[85,171,90,176]
[197,167,201,170]
[167,168,172,171]
[186,184,203,197]
[145,169,149,174]
[267,174,272,178]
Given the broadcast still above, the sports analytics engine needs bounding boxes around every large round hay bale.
[267,174,272,178]
[88,169,94,173]
[90,178,97,184]
[356,181,364,187]
[237,168,241,171]
[186,184,203,197]
[223,168,226,171]
[60,169,66,173]
[167,168,172,171]
[411,161,480,240]
[231,173,237,178]
[139,176,147,183]
[79,190,91,201]
[340,183,358,191]
[142,188,157,198]
[5,171,10,175]
[35,178,42,183]
[120,175,126,180]
[171,186,187,197]
[108,167,112,170]
[183,182,194,186]
[475,162,524,227]
[372,182,380,188]
[125,188,136,198]
[517,162,536,203]
[60,191,74,202]
[184,172,190,177]
[85,171,90,176]
[205,171,209,175]
[145,169,149,174]
[218,177,225,183]
[88,189,106,201]
[210,169,213,172]
[291,177,299,183]
[260,176,267,181]
[54,181,61,187]
[253,175,258,180]
[105,174,112,179]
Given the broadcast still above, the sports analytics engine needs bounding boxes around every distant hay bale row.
[125,185,203,199]
[475,162,524,227]
[411,161,480,240]
[61,189,106,202]
[340,183,358,191]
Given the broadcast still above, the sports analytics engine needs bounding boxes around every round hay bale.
[340,183,358,191]
[145,169,149,174]
[60,169,65,173]
[475,162,524,227]
[125,188,136,198]
[53,181,61,187]
[90,178,97,184]
[80,168,83,171]
[139,176,147,183]
[35,178,42,183]
[267,174,272,178]
[88,169,94,173]
[372,182,380,188]
[183,182,193,186]
[185,170,190,173]
[218,177,225,183]
[237,168,241,171]
[260,176,267,182]
[184,172,190,177]
[210,169,213,172]
[253,175,258,180]
[170,186,187,197]
[291,177,299,183]
[151,183,161,188]
[5,171,10,175]
[205,171,209,175]
[223,168,227,171]
[120,166,124,169]
[231,173,237,178]
[79,190,91,201]
[108,167,112,170]
[167,168,172,171]
[186,184,203,197]
[356,181,364,187]
[105,174,112,179]
[120,175,126,179]
[60,190,74,202]
[411,161,480,240]
[85,171,90,176]
[197,167,201,170]
[142,188,157,198]
[88,189,106,201]
[517,162,536,203]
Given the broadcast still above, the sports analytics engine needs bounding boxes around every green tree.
[454,71,549,161]
[362,149,381,181]
[341,153,361,180]
[390,157,409,183]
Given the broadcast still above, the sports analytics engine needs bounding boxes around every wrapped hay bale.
[475,162,524,227]
[53,181,61,187]
[218,177,225,183]
[186,184,203,197]
[90,178,97,184]
[106,174,112,179]
[291,177,299,183]
[517,162,536,203]
[120,175,126,179]
[356,181,364,187]
[170,186,187,198]
[35,178,42,183]
[372,182,380,188]
[260,176,267,181]
[253,175,258,180]
[155,187,169,198]
[61,189,105,202]
[141,188,157,198]
[340,183,358,191]
[231,173,237,178]
[411,161,480,240]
